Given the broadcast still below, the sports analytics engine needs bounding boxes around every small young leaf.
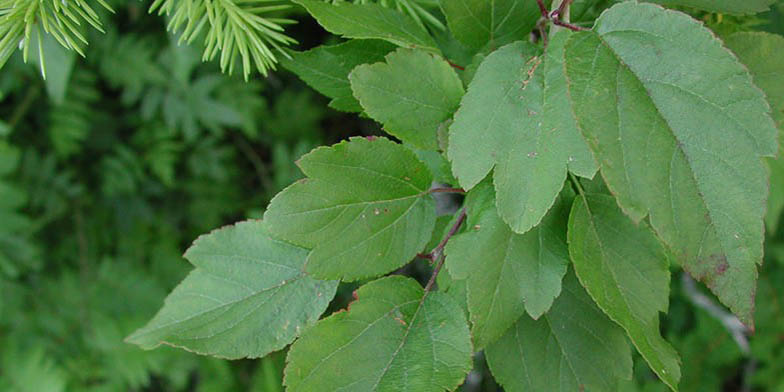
[264,137,436,281]
[350,49,464,150]
[281,40,396,113]
[126,220,338,359]
[284,276,473,392]
[564,1,777,326]
[445,181,571,348]
[486,271,633,392]
[293,0,439,53]
[440,0,541,50]
[568,193,680,390]
[449,32,596,234]
[650,0,778,15]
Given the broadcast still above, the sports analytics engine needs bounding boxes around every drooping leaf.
[284,276,473,392]
[264,137,436,280]
[564,1,777,326]
[445,181,571,348]
[725,32,784,232]
[126,220,338,359]
[649,0,778,15]
[486,271,633,392]
[350,49,464,150]
[293,0,439,53]
[281,40,396,113]
[568,193,680,390]
[440,0,542,50]
[449,32,596,234]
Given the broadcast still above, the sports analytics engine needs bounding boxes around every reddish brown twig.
[423,208,467,292]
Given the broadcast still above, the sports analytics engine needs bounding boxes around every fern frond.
[149,0,297,79]
[48,68,99,157]
[0,0,113,72]
[324,0,444,30]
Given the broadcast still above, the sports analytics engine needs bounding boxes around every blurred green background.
[0,1,783,391]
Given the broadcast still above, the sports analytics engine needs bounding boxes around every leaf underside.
[486,271,633,392]
[126,220,338,359]
[284,276,473,392]
[564,1,777,326]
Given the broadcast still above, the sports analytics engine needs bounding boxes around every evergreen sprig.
[0,0,113,71]
[149,0,297,79]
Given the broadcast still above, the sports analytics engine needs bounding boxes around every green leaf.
[724,32,784,131]
[449,33,597,234]
[284,276,473,392]
[649,0,778,15]
[281,40,396,113]
[445,181,571,348]
[724,32,784,232]
[486,271,633,392]
[293,0,439,53]
[29,29,76,103]
[349,49,464,150]
[440,0,542,50]
[126,220,338,359]
[564,1,777,326]
[264,137,436,280]
[568,193,680,390]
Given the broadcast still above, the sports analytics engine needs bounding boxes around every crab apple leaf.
[568,193,680,390]
[284,276,473,392]
[349,49,464,150]
[448,32,596,234]
[650,0,778,15]
[724,32,784,233]
[440,0,542,51]
[486,271,633,392]
[264,137,436,281]
[564,1,777,326]
[125,220,338,359]
[445,181,571,349]
[293,0,439,54]
[280,40,397,113]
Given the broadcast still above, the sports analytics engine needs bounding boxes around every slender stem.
[447,60,465,71]
[429,187,466,194]
[423,208,467,292]
[7,84,41,132]
[568,172,586,196]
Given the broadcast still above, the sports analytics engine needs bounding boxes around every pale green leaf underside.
[350,48,464,150]
[486,271,632,392]
[264,137,436,281]
[449,33,596,234]
[725,32,784,233]
[293,0,439,53]
[445,182,570,348]
[564,1,777,325]
[284,276,473,392]
[723,32,784,130]
[568,194,680,390]
[440,0,541,50]
[649,0,778,15]
[281,40,396,112]
[126,220,338,359]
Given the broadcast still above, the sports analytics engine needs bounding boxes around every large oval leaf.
[126,220,338,359]
[564,1,777,326]
[284,276,473,392]
[449,32,596,234]
[264,137,436,281]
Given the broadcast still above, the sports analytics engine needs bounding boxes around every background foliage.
[1,0,783,391]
